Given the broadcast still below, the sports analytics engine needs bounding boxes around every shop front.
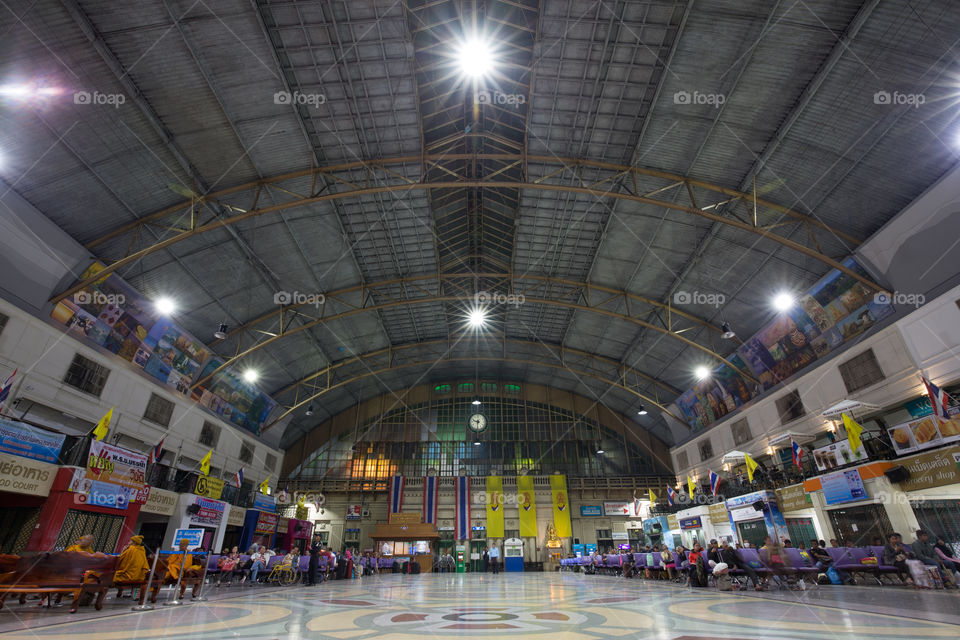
[707,502,733,543]
[775,483,822,545]
[164,492,229,552]
[0,452,57,553]
[725,490,789,548]
[241,509,279,551]
[135,486,178,551]
[278,517,313,554]
[370,520,439,573]
[892,445,960,546]
[674,506,713,547]
[223,504,245,550]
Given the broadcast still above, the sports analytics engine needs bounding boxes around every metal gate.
[53,509,125,552]
[826,504,892,546]
[785,517,817,546]
[911,499,960,556]
[0,507,40,554]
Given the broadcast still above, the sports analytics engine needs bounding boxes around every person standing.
[489,543,500,575]
[482,547,489,573]
[307,534,322,586]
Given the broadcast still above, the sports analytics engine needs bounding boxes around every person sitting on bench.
[166,538,203,595]
[114,535,149,597]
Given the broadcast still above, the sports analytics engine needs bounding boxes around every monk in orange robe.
[165,538,203,598]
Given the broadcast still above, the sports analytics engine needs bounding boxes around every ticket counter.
[369,519,439,573]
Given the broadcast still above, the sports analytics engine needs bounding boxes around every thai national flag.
[455,476,470,540]
[791,439,804,468]
[234,466,244,489]
[148,437,165,465]
[666,485,676,506]
[633,497,642,517]
[389,475,405,513]
[423,476,439,524]
[0,369,16,409]
[708,470,721,496]
[923,376,952,423]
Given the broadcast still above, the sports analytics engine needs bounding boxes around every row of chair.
[561,546,905,585]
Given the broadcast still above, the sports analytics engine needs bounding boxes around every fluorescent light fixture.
[456,37,494,77]
[772,291,794,312]
[154,297,176,315]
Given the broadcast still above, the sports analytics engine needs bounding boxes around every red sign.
[255,511,279,534]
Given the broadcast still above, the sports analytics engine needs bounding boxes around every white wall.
[671,282,960,478]
[0,298,280,485]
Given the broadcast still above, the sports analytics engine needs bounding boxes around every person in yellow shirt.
[62,534,104,607]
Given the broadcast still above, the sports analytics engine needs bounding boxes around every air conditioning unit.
[362,508,371,518]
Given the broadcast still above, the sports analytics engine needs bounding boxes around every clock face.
[468,413,487,432]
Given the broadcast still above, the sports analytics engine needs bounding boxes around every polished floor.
[1,572,959,639]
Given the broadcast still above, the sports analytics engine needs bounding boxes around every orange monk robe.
[114,544,149,582]
[166,552,201,580]
[65,544,95,554]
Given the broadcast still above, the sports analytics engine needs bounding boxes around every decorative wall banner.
[194,475,224,500]
[455,476,470,540]
[189,496,225,526]
[897,446,960,492]
[486,476,505,538]
[550,474,572,538]
[51,262,277,434]
[888,408,960,455]
[0,418,65,463]
[254,511,278,534]
[812,440,867,471]
[675,258,893,431]
[516,475,537,537]
[86,440,148,500]
[0,452,56,496]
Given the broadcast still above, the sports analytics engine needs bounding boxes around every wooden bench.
[0,552,118,613]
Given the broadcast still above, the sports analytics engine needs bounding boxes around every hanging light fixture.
[213,322,229,340]
[721,322,736,340]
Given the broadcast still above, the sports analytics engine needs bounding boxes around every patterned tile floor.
[2,573,960,639]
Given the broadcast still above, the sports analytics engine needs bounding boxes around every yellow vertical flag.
[744,453,758,483]
[648,488,657,503]
[199,449,212,476]
[259,476,270,494]
[486,476,505,538]
[550,474,572,538]
[842,413,864,453]
[92,407,113,441]
[517,475,537,537]
[687,476,696,499]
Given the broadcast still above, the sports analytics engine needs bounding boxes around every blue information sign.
[580,505,603,516]
[0,418,65,463]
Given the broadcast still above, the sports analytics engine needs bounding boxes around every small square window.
[143,393,174,427]
[63,354,110,397]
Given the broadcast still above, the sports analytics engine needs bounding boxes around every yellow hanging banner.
[550,474,572,538]
[485,476,505,538]
[517,475,537,537]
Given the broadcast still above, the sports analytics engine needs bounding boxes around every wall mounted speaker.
[752,500,765,512]
[884,465,910,483]
[186,504,200,515]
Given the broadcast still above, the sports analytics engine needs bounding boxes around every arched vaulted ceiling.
[3,0,959,448]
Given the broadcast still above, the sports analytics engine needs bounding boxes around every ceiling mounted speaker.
[752,500,764,512]
[884,465,910,483]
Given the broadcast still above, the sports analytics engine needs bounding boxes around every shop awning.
[721,450,747,464]
[768,432,816,446]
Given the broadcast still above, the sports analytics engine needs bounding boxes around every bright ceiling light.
[772,291,794,312]
[0,84,32,98]
[154,297,176,315]
[637,405,648,416]
[243,369,259,383]
[472,398,482,405]
[456,37,495,77]
[596,447,605,455]
[468,308,487,328]
[695,365,711,380]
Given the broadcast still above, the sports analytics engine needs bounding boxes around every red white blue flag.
[389,475,405,513]
[791,439,804,468]
[234,466,244,489]
[923,376,952,423]
[148,437,165,465]
[423,475,439,524]
[666,485,676,506]
[708,470,721,496]
[0,369,16,409]
[455,476,470,540]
